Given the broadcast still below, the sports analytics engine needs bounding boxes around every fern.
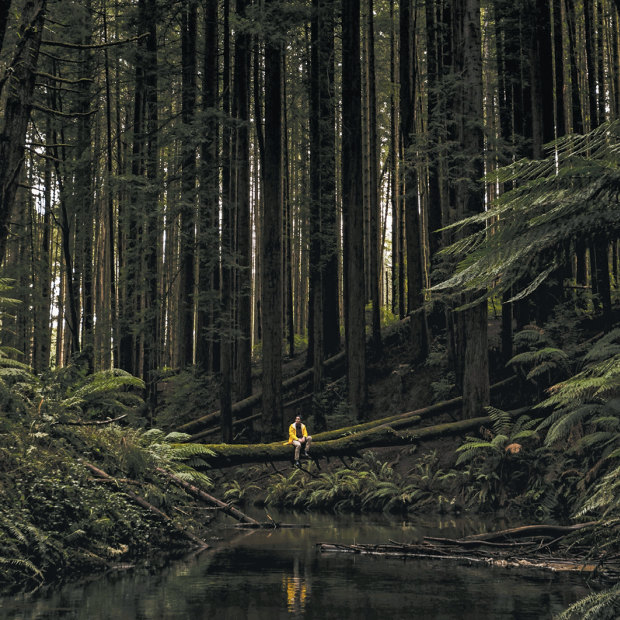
[488,406,512,435]
[0,557,43,581]
[555,583,620,620]
[431,121,620,309]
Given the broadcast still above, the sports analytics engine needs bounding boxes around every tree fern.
[432,121,620,306]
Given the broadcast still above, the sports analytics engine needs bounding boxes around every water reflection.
[283,558,308,617]
[0,513,591,620]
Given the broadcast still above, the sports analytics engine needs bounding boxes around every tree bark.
[0,0,46,263]
[178,0,198,368]
[262,0,284,438]
[234,0,252,399]
[342,0,367,420]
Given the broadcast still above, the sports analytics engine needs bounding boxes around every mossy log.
[175,351,346,435]
[188,414,496,469]
[187,376,517,444]
[176,315,416,436]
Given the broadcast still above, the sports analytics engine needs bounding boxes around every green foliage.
[555,583,620,620]
[35,366,146,424]
[508,328,572,392]
[154,368,219,430]
[265,451,452,514]
[432,121,620,312]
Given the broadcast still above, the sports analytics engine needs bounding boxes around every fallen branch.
[82,462,209,548]
[155,467,259,525]
[53,414,127,426]
[317,539,618,578]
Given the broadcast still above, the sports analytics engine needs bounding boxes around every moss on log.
[176,351,346,435]
[187,376,517,444]
[187,415,494,468]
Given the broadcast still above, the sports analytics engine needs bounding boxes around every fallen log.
[461,522,598,542]
[155,467,259,525]
[187,376,518,444]
[317,535,619,578]
[82,462,209,549]
[175,351,346,435]
[182,414,497,468]
[317,542,606,575]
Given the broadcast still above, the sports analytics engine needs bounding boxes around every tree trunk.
[178,0,198,368]
[196,0,220,373]
[262,2,284,438]
[453,0,490,419]
[234,0,252,399]
[400,0,427,363]
[0,0,46,263]
[221,0,233,442]
[342,0,367,420]
[367,0,381,352]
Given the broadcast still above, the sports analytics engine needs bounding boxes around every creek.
[0,512,590,619]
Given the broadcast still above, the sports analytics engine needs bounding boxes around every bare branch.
[41,32,149,50]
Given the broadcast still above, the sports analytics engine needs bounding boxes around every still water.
[1,512,591,619]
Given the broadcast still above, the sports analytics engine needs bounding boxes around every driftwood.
[318,521,619,579]
[82,462,209,549]
[155,467,259,525]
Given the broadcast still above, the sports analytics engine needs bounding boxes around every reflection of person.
[283,558,308,614]
[288,415,312,466]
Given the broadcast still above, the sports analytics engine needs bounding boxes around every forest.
[0,0,619,616]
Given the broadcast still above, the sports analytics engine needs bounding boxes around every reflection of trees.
[283,557,309,616]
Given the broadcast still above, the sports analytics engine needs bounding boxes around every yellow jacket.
[288,423,308,444]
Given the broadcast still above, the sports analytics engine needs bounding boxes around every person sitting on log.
[288,415,312,467]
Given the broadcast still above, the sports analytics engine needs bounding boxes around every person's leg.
[293,440,301,461]
[304,436,312,455]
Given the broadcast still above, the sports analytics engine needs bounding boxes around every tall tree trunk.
[342,0,367,420]
[75,0,94,372]
[400,0,427,363]
[103,5,118,368]
[262,1,283,438]
[178,0,198,368]
[233,0,252,398]
[0,0,46,263]
[142,0,160,415]
[367,0,381,352]
[221,0,233,442]
[197,0,220,374]
[453,0,489,418]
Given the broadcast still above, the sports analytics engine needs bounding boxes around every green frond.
[487,406,512,435]
[167,443,215,461]
[573,432,616,452]
[0,557,43,581]
[555,582,620,620]
[455,439,499,465]
[544,404,604,446]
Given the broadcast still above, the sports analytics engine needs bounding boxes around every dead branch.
[155,467,259,525]
[82,462,209,548]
